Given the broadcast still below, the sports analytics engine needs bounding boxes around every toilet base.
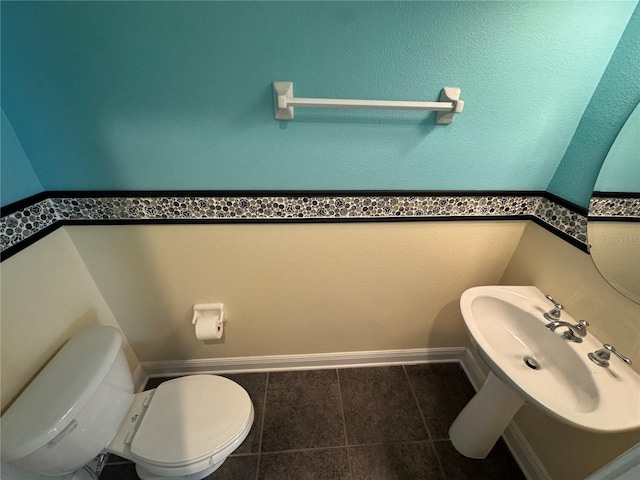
[136,459,224,480]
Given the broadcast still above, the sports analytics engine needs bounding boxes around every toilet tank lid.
[0,326,125,461]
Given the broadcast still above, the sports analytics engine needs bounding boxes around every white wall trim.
[459,348,486,390]
[504,422,552,480]
[139,347,549,480]
[459,349,552,480]
[140,347,466,377]
[585,443,640,480]
[132,363,148,393]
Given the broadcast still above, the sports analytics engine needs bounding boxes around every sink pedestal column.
[449,371,525,458]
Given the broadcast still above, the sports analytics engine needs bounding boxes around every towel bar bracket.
[436,87,464,125]
[274,82,295,120]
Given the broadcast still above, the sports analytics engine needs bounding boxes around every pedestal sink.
[450,286,640,458]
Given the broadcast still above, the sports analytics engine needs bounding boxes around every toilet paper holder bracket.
[192,303,227,334]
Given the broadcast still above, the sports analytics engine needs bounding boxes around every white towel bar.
[273,82,464,124]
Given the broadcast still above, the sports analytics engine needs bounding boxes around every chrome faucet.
[545,320,589,343]
[543,294,563,321]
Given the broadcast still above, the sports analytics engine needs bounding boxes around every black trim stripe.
[58,214,528,226]
[588,217,640,223]
[530,217,590,253]
[592,191,640,199]
[44,189,550,198]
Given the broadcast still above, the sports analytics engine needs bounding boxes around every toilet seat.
[109,375,254,479]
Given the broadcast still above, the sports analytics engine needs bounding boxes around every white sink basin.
[450,286,640,458]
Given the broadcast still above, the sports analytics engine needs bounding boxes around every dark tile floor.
[101,363,525,479]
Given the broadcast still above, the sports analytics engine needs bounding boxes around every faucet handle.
[603,344,632,365]
[575,320,589,333]
[543,295,564,321]
[544,294,563,310]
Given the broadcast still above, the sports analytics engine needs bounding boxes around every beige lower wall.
[500,222,640,480]
[0,228,140,412]
[587,221,640,304]
[66,221,527,362]
[4,220,638,479]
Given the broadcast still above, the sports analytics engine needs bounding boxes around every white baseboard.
[140,347,467,377]
[585,443,640,480]
[139,347,548,480]
[459,349,551,480]
[132,363,149,393]
[459,348,487,390]
[503,423,551,480]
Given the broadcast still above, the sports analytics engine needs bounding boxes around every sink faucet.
[545,320,589,343]
[543,294,563,320]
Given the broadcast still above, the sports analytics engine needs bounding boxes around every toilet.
[0,326,254,480]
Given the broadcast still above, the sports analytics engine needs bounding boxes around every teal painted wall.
[548,3,640,208]
[594,103,640,193]
[1,110,43,206]
[0,1,635,199]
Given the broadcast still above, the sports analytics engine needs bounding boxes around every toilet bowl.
[0,326,254,480]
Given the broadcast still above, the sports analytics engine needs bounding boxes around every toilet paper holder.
[192,303,227,336]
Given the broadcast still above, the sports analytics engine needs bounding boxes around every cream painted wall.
[0,228,139,412]
[500,222,640,480]
[66,222,527,362]
[6,220,636,479]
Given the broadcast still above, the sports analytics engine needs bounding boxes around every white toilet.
[0,326,254,480]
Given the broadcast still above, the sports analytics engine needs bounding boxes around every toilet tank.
[0,326,134,476]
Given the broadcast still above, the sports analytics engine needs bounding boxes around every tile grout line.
[402,364,448,479]
[427,438,448,479]
[255,371,270,480]
[402,365,433,441]
[259,445,354,455]
[335,368,353,479]
[259,439,438,455]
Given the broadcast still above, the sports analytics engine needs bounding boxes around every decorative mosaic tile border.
[534,197,588,244]
[1,198,58,254]
[1,192,588,260]
[588,196,640,219]
[50,194,540,221]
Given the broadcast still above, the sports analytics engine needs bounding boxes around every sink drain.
[523,357,540,370]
